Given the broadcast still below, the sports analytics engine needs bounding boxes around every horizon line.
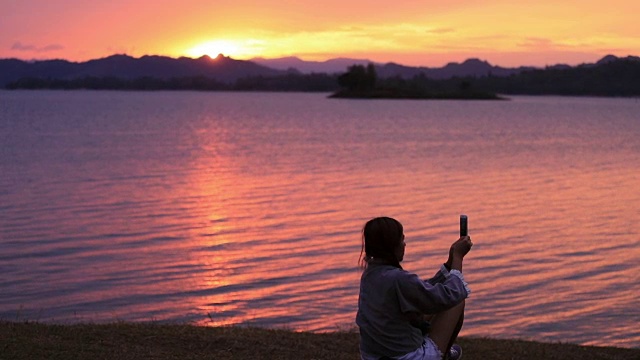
[3,52,638,70]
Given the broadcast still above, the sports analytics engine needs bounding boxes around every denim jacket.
[356,260,470,358]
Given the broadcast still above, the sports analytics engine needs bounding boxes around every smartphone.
[460,215,468,237]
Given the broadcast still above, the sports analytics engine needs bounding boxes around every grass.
[1,321,638,360]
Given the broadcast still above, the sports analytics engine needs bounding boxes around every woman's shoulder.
[368,264,418,282]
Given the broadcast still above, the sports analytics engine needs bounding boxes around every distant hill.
[251,56,537,79]
[375,59,537,80]
[595,54,638,65]
[0,54,284,87]
[249,55,640,80]
[249,56,374,74]
[477,55,640,96]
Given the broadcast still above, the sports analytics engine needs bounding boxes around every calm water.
[1,91,639,348]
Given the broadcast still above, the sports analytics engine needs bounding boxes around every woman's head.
[360,217,405,268]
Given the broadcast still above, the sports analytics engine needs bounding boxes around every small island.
[329,64,505,100]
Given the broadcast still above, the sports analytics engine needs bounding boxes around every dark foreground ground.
[1,321,638,360]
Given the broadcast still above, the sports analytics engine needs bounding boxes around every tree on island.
[331,63,501,99]
[337,64,377,91]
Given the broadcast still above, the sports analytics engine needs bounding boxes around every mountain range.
[1,53,639,88]
[0,54,281,87]
[250,56,536,79]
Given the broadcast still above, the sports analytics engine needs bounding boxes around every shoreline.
[328,89,506,100]
[1,321,638,360]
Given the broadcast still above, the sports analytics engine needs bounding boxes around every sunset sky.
[2,0,639,67]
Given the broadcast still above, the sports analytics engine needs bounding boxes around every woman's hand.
[451,236,473,258]
[446,236,473,271]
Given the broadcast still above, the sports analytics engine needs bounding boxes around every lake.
[0,90,638,348]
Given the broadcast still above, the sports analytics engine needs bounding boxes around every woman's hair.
[359,217,404,269]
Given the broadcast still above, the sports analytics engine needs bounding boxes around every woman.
[356,217,473,360]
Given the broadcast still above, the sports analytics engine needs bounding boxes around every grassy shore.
[1,321,638,360]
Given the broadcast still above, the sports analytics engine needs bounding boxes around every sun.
[186,40,247,59]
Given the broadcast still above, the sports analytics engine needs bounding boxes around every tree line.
[5,73,339,92]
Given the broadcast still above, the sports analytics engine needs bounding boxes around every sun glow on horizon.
[185,39,265,59]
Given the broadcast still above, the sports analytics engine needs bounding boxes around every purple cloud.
[11,42,64,52]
